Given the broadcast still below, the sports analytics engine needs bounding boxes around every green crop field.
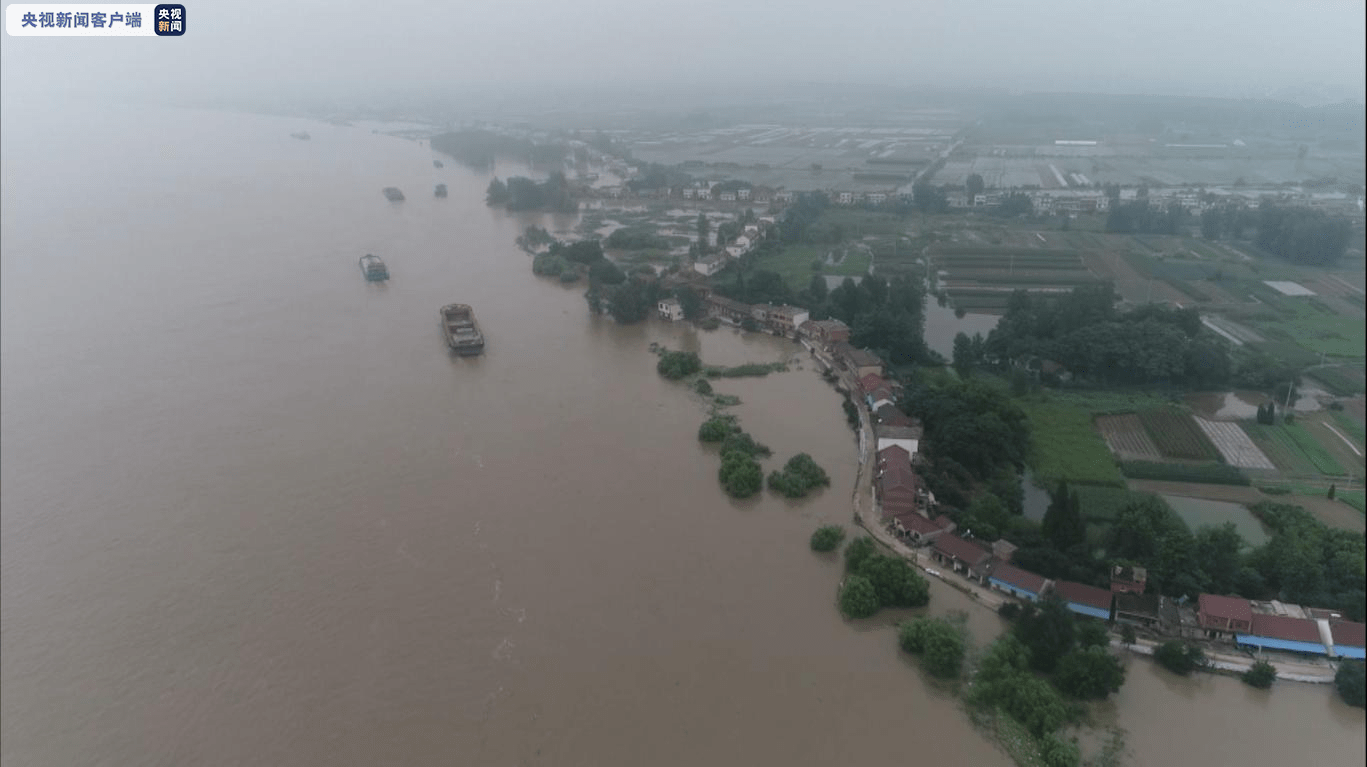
[1019,400,1125,487]
[1339,492,1365,514]
[1138,408,1221,461]
[751,242,871,288]
[1282,422,1348,475]
[1242,422,1349,476]
[1309,367,1366,397]
[1332,411,1366,446]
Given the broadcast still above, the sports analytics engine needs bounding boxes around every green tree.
[1195,522,1244,595]
[718,451,763,498]
[1039,735,1081,767]
[857,554,930,608]
[589,259,626,285]
[899,617,967,678]
[839,575,880,619]
[485,177,509,206]
[1242,660,1276,689]
[698,417,734,442]
[658,350,703,380]
[1336,660,1365,708]
[811,525,846,552]
[1120,624,1137,645]
[844,536,879,574]
[1014,595,1077,673]
[768,453,831,498]
[966,173,985,201]
[952,332,975,376]
[1054,647,1126,699]
[606,280,651,324]
[1154,641,1205,676]
[1076,619,1110,650]
[677,287,704,320]
[1042,482,1086,552]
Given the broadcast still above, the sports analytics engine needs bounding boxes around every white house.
[719,191,737,202]
[657,298,684,321]
[733,235,752,251]
[737,188,751,200]
[682,188,696,200]
[694,255,726,276]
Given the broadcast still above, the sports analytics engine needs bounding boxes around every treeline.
[1105,200,1189,235]
[1254,203,1353,265]
[838,537,930,619]
[486,173,577,213]
[1202,201,1351,265]
[981,285,1232,388]
[431,130,568,169]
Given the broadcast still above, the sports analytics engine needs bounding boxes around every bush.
[839,575,880,619]
[857,554,930,608]
[698,417,735,442]
[1336,661,1365,708]
[998,602,1022,620]
[1154,641,1206,676]
[719,451,763,498]
[768,453,831,498]
[658,350,702,380]
[1120,624,1137,645]
[810,525,846,552]
[589,259,626,285]
[1242,660,1276,689]
[721,430,771,458]
[693,379,713,396]
[899,617,967,678]
[844,536,879,574]
[1053,647,1126,699]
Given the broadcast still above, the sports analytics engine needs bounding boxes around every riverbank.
[819,345,1343,687]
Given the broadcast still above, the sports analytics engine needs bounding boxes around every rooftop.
[1054,580,1114,611]
[893,511,941,535]
[933,534,991,566]
[1247,613,1322,644]
[988,560,1049,595]
[1331,621,1366,648]
[1199,594,1253,623]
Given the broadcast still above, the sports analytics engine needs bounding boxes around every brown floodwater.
[2,102,1361,767]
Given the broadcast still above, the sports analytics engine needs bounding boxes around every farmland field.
[1192,417,1275,470]
[1138,408,1221,461]
[1332,410,1366,447]
[1241,422,1349,476]
[1095,414,1163,460]
[1019,400,1126,487]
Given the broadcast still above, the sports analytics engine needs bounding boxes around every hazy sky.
[3,0,1364,106]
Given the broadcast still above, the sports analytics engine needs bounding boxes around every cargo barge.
[359,254,389,281]
[441,304,485,355]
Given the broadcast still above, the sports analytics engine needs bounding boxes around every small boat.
[433,160,444,168]
[359,254,389,282]
[440,304,485,356]
[435,183,448,198]
[382,187,405,202]
[291,131,311,140]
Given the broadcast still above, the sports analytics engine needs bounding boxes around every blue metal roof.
[989,578,1040,601]
[1236,635,1328,656]
[1336,646,1366,660]
[1064,602,1111,620]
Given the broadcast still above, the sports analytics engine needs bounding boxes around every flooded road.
[2,101,1361,766]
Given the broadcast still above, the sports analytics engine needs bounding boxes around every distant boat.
[382,187,405,202]
[440,304,485,356]
[433,160,444,168]
[359,254,389,282]
[435,183,448,198]
[290,131,311,140]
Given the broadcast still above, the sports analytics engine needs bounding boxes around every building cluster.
[654,289,811,340]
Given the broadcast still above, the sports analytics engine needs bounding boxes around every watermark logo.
[5,4,185,36]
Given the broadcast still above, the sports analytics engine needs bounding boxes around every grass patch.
[1120,461,1250,485]
[1338,492,1365,514]
[1137,408,1221,461]
[1074,486,1162,522]
[1282,422,1348,475]
[1309,367,1367,397]
[1020,400,1126,487]
[1331,411,1366,446]
[704,362,788,378]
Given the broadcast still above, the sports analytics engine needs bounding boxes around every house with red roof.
[1237,614,1329,656]
[889,510,946,545]
[987,560,1051,602]
[1331,621,1366,659]
[931,534,991,578]
[1110,565,1147,594]
[1053,580,1114,620]
[1198,594,1253,638]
